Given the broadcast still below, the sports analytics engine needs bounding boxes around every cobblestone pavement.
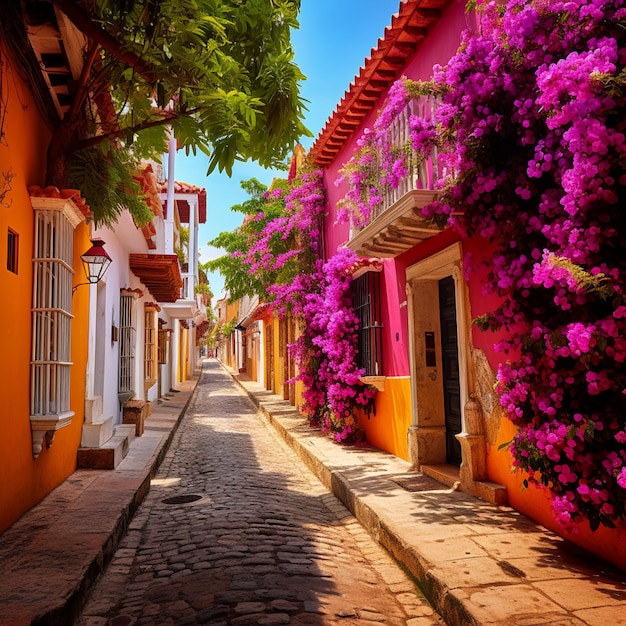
[75,361,444,626]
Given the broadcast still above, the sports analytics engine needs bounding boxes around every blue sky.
[176,0,400,298]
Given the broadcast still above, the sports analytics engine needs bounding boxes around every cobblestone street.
[76,361,442,626]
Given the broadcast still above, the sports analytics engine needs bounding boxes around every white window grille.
[144,306,158,385]
[29,197,85,457]
[31,210,74,417]
[371,96,444,224]
[119,293,136,396]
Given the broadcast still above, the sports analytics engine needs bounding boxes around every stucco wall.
[0,45,90,531]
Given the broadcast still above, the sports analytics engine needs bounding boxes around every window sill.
[360,376,386,391]
[30,411,74,458]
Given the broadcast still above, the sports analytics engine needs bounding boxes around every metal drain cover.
[161,494,203,505]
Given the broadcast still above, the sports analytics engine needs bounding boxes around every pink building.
[308,0,626,570]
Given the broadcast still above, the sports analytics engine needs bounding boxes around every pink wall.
[322,0,471,251]
[321,0,472,377]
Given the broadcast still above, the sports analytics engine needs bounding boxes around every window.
[144,305,158,386]
[29,198,84,456]
[7,228,18,273]
[158,326,169,365]
[351,271,384,376]
[119,293,136,397]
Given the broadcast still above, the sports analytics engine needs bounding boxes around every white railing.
[181,272,197,301]
[368,96,444,225]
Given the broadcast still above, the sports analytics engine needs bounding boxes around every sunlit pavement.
[0,377,197,626]
[2,359,626,626]
[76,359,440,625]
[232,368,626,626]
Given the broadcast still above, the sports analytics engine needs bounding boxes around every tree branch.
[52,0,158,84]
[72,107,201,151]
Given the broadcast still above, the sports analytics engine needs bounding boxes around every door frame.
[405,242,470,468]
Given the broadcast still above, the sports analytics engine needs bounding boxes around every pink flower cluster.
[335,79,413,228]
[420,0,626,532]
[241,169,375,443]
[290,247,376,444]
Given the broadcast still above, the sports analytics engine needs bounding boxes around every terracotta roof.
[129,254,183,302]
[28,185,93,220]
[158,180,207,224]
[310,0,449,167]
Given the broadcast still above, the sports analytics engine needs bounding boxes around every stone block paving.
[76,361,443,626]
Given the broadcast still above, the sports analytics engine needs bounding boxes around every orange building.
[0,35,92,531]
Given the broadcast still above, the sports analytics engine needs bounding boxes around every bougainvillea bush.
[288,247,377,443]
[217,168,375,443]
[338,0,626,531]
[429,0,626,532]
[264,172,376,443]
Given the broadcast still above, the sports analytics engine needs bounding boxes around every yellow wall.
[178,324,190,382]
[0,46,90,531]
[273,317,284,396]
[357,377,411,461]
[224,300,239,371]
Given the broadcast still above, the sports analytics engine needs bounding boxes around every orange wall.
[487,413,626,571]
[357,377,411,461]
[0,47,90,532]
[460,237,626,570]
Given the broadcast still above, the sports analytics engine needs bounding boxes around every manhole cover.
[161,494,203,505]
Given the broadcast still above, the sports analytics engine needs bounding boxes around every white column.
[85,282,98,399]
[187,197,197,300]
[164,131,176,255]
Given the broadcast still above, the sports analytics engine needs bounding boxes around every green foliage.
[206,177,289,302]
[88,0,310,176]
[176,226,190,264]
[221,317,238,336]
[67,144,154,226]
[195,282,213,298]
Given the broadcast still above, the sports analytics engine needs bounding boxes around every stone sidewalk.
[0,377,198,626]
[2,359,626,626]
[231,372,626,626]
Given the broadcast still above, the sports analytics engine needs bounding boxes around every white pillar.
[165,132,176,255]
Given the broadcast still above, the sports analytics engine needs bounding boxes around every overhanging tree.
[0,0,310,224]
[206,177,290,302]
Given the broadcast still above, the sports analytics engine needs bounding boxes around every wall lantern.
[73,238,112,292]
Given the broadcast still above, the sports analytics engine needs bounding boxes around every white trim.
[30,197,86,229]
[406,242,463,282]
[29,200,85,457]
[405,242,469,433]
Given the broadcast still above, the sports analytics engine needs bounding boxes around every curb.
[0,374,200,626]
[52,378,199,626]
[231,372,494,626]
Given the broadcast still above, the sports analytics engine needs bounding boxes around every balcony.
[345,96,445,258]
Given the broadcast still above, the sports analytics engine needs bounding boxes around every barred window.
[351,271,384,376]
[158,328,169,364]
[119,293,135,395]
[144,306,158,384]
[29,198,85,456]
[30,207,77,419]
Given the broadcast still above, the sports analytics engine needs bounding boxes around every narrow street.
[76,361,442,626]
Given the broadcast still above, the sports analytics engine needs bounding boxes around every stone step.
[81,414,114,448]
[76,430,132,470]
